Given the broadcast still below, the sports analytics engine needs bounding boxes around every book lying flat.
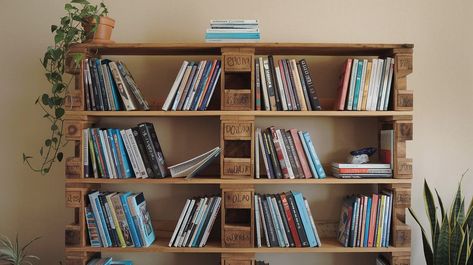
[168,147,221,178]
[331,162,391,169]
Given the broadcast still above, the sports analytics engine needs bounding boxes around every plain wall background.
[1,0,472,264]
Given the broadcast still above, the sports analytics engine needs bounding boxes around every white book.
[347,59,359,110]
[125,129,149,179]
[174,199,196,247]
[371,59,385,110]
[119,130,140,178]
[82,129,89,178]
[206,28,259,33]
[275,64,288,110]
[199,196,222,247]
[331,162,391,169]
[98,130,114,178]
[183,61,205,110]
[108,61,137,111]
[271,197,289,247]
[259,57,270,110]
[255,129,260,179]
[172,64,193,111]
[169,199,191,247]
[163,61,189,111]
[179,198,205,247]
[203,66,222,110]
[210,19,259,25]
[254,195,262,247]
[168,147,220,178]
[378,58,391,110]
[357,59,368,111]
[368,59,380,111]
[276,129,295,179]
[366,59,378,111]
[290,59,308,111]
[101,64,115,110]
[383,58,395,110]
[304,199,321,246]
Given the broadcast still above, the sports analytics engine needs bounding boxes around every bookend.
[391,49,413,111]
[221,184,255,248]
[220,116,255,179]
[221,253,256,265]
[221,48,255,111]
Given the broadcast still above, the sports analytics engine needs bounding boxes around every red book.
[368,194,379,247]
[269,127,289,179]
[280,193,302,247]
[197,60,217,108]
[335,168,392,174]
[335,59,353,110]
[289,129,312,178]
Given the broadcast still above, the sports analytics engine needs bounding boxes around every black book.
[268,56,282,110]
[98,193,119,247]
[299,59,322,110]
[284,130,304,179]
[95,58,110,111]
[138,123,169,178]
[259,130,275,179]
[263,129,282,179]
[89,58,104,111]
[131,127,156,178]
[82,60,91,111]
[286,192,309,247]
[296,62,312,111]
[280,130,300,179]
[85,60,96,111]
[275,194,295,247]
[195,196,218,246]
[261,195,279,247]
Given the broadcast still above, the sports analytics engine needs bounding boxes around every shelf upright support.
[391,48,413,111]
[221,253,256,265]
[65,46,93,111]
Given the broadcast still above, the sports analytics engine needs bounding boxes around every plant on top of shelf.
[409,172,473,265]
[0,234,40,265]
[23,0,113,175]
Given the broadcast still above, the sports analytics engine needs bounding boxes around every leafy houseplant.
[23,0,112,174]
[409,177,473,265]
[0,234,40,265]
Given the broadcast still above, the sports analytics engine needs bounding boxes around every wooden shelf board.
[71,42,413,56]
[66,110,412,118]
[64,176,411,185]
[65,238,410,253]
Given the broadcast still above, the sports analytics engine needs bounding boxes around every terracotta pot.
[83,16,115,44]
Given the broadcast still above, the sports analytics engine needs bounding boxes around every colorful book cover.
[85,205,102,247]
[352,60,364,110]
[105,193,126,247]
[130,192,155,247]
[114,129,133,178]
[363,197,372,247]
[302,132,326,178]
[292,192,317,247]
[298,131,318,178]
[120,192,142,247]
[337,196,355,247]
[88,191,111,247]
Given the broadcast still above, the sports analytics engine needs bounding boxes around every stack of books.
[337,191,393,248]
[256,127,326,179]
[255,191,321,248]
[162,60,221,111]
[205,19,260,42]
[82,122,169,179]
[255,57,321,111]
[335,58,394,111]
[168,195,222,247]
[88,258,132,265]
[83,58,150,111]
[86,191,155,248]
[331,163,392,179]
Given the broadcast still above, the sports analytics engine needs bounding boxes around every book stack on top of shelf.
[83,59,150,111]
[255,57,321,111]
[82,122,168,179]
[205,19,260,42]
[162,60,221,111]
[256,127,326,179]
[87,258,132,265]
[337,191,393,248]
[331,163,392,179]
[86,191,155,248]
[255,191,321,248]
[169,195,222,247]
[335,58,394,111]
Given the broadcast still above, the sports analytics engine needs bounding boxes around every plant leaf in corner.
[57,152,63,162]
[55,107,65,119]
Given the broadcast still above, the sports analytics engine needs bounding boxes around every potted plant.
[0,234,40,265]
[23,0,112,174]
[409,174,473,265]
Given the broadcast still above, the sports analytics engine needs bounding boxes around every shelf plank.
[66,110,412,118]
[71,42,413,56]
[64,176,411,185]
[65,238,410,253]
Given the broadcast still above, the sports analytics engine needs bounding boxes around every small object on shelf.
[347,147,377,164]
[205,19,260,42]
[331,162,392,179]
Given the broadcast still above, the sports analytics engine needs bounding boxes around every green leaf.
[55,107,65,119]
[45,139,52,146]
[57,152,63,162]
[51,124,58,131]
[436,189,446,220]
[39,147,43,156]
[41,94,49,105]
[51,25,58,32]
[54,31,64,44]
[60,16,71,26]
[424,180,439,248]
[451,222,464,265]
[72,53,84,65]
[459,228,469,265]
[52,83,65,93]
[42,168,49,174]
[71,0,90,4]
[451,183,464,228]
[409,207,434,265]
[64,3,73,11]
[435,216,450,265]
[464,197,473,232]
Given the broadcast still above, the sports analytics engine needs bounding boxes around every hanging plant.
[23,0,111,174]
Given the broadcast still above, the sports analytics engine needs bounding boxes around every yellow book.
[361,61,373,110]
[106,193,127,247]
[376,195,386,247]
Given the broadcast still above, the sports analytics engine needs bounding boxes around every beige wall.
[1,0,473,264]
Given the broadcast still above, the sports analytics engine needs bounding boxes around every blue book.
[302,132,326,178]
[88,191,111,247]
[85,205,102,247]
[352,60,364,110]
[111,261,133,265]
[384,192,393,247]
[191,61,213,110]
[128,192,155,247]
[382,193,392,247]
[298,131,318,178]
[199,61,221,110]
[292,192,317,247]
[102,60,121,110]
[363,197,372,247]
[120,192,142,247]
[191,197,215,247]
[114,129,133,178]
[266,196,284,247]
[205,33,260,39]
[107,129,122,179]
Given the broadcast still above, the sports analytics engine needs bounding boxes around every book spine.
[186,198,209,246]
[271,196,289,247]
[184,61,204,110]
[89,59,104,110]
[82,129,89,178]
[95,59,110,110]
[201,61,222,110]
[120,193,141,247]
[368,194,379,247]
[130,128,154,178]
[366,59,378,111]
[255,59,261,110]
[334,168,392,174]
[279,60,292,110]
[257,195,271,247]
[110,194,134,246]
[105,62,121,110]
[169,199,190,246]
[384,193,393,247]
[263,130,282,179]
[286,192,309,247]
[280,193,301,247]
[304,198,321,246]
[95,129,111,178]
[363,197,372,247]
[289,59,307,110]
[383,58,395,110]
[269,127,289,179]
[352,60,364,111]
[87,129,99,178]
[84,59,97,111]
[144,123,169,177]
[107,129,122,179]
[180,198,203,246]
[378,58,391,111]
[259,129,275,179]
[259,57,270,110]
[335,59,352,110]
[356,60,368,110]
[174,199,196,247]
[196,60,218,109]
[265,195,283,247]
[88,192,109,247]
[194,197,216,246]
[120,130,141,178]
[274,62,288,110]
[101,63,115,110]
[255,128,260,179]
[349,197,359,247]
[293,192,317,247]
[98,194,119,247]
[372,59,385,110]
[284,130,304,179]
[302,132,326,178]
[199,197,221,247]
[127,195,146,246]
[278,129,297,179]
[299,59,322,110]
[136,124,162,178]
[115,129,133,178]
[163,61,189,111]
[261,195,278,247]
[346,59,358,110]
[289,129,312,178]
[90,129,106,178]
[100,130,117,178]
[254,194,262,247]
[296,62,312,111]
[108,62,136,110]
[298,131,318,178]
[275,194,295,247]
[117,62,150,110]
[283,59,299,110]
[106,194,126,247]
[263,59,277,110]
[190,61,211,110]
[82,60,91,110]
[361,61,372,110]
[177,64,198,110]
[268,55,282,110]
[85,205,102,247]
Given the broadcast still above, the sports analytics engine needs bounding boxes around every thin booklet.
[168,147,221,178]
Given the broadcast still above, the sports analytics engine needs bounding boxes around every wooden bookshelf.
[64,42,413,265]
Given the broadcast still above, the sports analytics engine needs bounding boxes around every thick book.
[275,194,295,247]
[299,59,322,110]
[116,62,150,111]
[108,61,137,110]
[120,192,141,247]
[121,129,147,178]
[286,192,309,247]
[138,123,169,177]
[301,132,326,178]
[335,59,352,110]
[169,147,220,178]
[129,192,155,247]
[85,205,102,247]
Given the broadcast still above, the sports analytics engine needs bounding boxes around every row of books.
[168,195,222,247]
[86,191,155,248]
[82,58,150,111]
[255,127,326,179]
[255,191,321,248]
[82,123,169,179]
[205,19,260,42]
[331,163,392,179]
[336,58,394,111]
[337,191,393,248]
[162,60,221,111]
[87,258,132,265]
[255,57,321,111]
